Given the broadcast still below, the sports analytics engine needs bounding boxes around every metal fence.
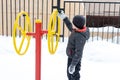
[63,1,120,44]
[0,0,120,44]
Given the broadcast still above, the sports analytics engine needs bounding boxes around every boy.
[58,11,90,80]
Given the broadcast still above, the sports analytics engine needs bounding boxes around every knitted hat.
[72,15,85,29]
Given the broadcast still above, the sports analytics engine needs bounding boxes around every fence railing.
[0,0,120,44]
[63,1,120,44]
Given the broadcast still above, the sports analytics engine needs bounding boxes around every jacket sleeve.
[63,17,73,32]
[71,36,86,66]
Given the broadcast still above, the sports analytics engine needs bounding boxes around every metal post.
[35,21,41,80]
[26,20,48,80]
[57,0,60,10]
[35,20,48,80]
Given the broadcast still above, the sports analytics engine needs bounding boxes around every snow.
[89,26,120,32]
[0,35,120,80]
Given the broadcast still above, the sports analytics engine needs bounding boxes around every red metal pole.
[27,20,48,80]
[35,20,48,80]
[35,21,41,80]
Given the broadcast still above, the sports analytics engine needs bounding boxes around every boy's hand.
[58,10,67,20]
[68,64,75,74]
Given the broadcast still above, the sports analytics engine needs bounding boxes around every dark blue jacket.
[63,17,90,66]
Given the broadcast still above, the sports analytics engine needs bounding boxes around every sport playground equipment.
[12,9,61,80]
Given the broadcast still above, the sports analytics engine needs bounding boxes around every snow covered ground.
[0,35,120,80]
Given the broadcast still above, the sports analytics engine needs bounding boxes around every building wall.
[0,0,52,36]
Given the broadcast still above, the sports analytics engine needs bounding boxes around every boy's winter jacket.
[63,17,90,66]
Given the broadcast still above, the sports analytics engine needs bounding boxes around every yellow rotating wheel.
[12,11,32,55]
[48,9,61,54]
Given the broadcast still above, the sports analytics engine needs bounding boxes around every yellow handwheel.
[48,9,61,54]
[12,11,32,55]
